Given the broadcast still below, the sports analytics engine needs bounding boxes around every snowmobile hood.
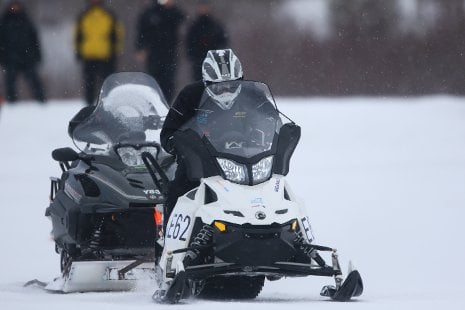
[182,175,303,226]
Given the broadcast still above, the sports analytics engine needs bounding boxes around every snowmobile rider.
[160,49,243,227]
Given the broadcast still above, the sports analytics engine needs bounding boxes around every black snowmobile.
[45,72,174,292]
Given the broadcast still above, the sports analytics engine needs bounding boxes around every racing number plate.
[166,213,192,241]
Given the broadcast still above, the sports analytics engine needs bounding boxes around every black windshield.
[173,80,300,181]
[181,80,282,159]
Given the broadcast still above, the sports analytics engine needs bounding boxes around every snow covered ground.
[0,97,464,309]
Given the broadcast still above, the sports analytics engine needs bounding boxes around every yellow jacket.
[75,5,124,61]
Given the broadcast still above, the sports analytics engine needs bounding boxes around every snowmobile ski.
[152,270,187,304]
[45,260,155,293]
[320,270,364,301]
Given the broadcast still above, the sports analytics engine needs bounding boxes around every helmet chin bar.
[205,84,242,110]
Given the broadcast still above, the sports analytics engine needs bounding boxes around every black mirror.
[52,147,80,162]
[273,123,301,176]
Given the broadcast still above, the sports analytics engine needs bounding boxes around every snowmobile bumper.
[159,260,362,303]
[45,260,154,293]
[162,234,363,302]
[158,221,363,303]
[169,220,344,279]
[173,262,337,279]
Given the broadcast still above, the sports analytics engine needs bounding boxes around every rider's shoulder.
[176,80,206,101]
[181,80,205,93]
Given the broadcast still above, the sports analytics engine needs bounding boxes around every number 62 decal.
[167,214,191,241]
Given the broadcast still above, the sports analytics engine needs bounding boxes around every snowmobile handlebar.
[141,152,170,196]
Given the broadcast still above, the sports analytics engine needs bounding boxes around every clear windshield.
[181,80,282,158]
[72,72,169,154]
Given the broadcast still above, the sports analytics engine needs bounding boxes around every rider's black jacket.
[160,80,205,154]
[160,80,206,225]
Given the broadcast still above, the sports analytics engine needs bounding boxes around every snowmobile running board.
[26,260,155,293]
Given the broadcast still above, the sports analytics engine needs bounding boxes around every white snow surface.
[1,97,465,309]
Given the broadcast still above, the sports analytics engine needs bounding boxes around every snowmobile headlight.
[252,156,273,184]
[140,146,159,159]
[217,158,248,184]
[117,147,141,166]
[116,146,159,167]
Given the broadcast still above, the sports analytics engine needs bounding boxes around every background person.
[0,0,46,103]
[135,0,184,103]
[186,0,229,81]
[75,0,124,105]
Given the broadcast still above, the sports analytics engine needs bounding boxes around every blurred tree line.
[1,0,465,98]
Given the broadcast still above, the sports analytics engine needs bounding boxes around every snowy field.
[0,97,464,309]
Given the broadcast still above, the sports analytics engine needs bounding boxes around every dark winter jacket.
[135,4,185,64]
[160,80,205,153]
[186,15,228,65]
[0,10,41,67]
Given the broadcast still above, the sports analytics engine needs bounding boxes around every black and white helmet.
[202,49,243,83]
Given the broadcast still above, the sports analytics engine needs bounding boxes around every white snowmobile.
[148,80,363,303]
